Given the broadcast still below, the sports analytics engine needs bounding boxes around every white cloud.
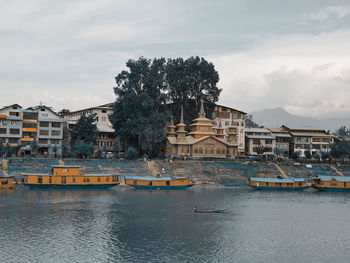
[306,6,350,21]
[211,30,350,118]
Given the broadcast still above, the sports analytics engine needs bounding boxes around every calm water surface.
[1,186,350,263]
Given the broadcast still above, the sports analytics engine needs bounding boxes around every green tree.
[334,126,350,138]
[0,138,5,157]
[244,114,260,128]
[30,139,39,156]
[109,57,169,157]
[125,146,139,160]
[304,150,312,160]
[61,141,70,158]
[166,56,221,124]
[70,113,98,149]
[73,140,95,159]
[330,140,350,159]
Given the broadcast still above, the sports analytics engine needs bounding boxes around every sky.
[1,0,350,118]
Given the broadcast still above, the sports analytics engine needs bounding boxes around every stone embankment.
[3,158,350,186]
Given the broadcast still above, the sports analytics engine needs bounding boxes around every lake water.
[1,186,350,263]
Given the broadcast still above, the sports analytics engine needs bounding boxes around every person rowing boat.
[193,206,226,213]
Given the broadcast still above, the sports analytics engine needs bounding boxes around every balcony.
[20,138,34,141]
[0,115,6,119]
[22,127,37,132]
[23,119,38,123]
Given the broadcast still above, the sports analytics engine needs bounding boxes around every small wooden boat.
[124,175,195,189]
[0,176,19,189]
[194,206,226,213]
[22,165,120,189]
[0,159,19,189]
[313,176,350,192]
[248,177,308,190]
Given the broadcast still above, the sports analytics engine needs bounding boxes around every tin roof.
[250,177,305,183]
[124,175,187,181]
[316,176,350,182]
[245,128,271,133]
[246,135,275,140]
[290,132,331,137]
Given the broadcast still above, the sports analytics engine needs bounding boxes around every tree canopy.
[244,114,260,128]
[70,113,98,148]
[109,56,222,157]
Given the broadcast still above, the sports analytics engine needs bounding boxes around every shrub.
[125,146,139,160]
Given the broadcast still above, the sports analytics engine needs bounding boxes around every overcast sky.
[1,0,350,118]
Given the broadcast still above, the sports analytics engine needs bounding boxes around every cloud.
[306,6,350,21]
[211,30,350,118]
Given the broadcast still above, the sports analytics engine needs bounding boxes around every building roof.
[214,104,247,115]
[97,124,114,133]
[290,132,331,137]
[282,125,328,132]
[250,177,305,183]
[246,135,275,140]
[245,128,271,133]
[0,104,22,111]
[167,134,235,146]
[274,133,292,138]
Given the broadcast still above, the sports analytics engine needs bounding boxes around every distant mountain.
[250,108,350,132]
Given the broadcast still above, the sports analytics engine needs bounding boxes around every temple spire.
[199,99,205,118]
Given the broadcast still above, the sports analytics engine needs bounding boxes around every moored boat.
[0,176,19,189]
[313,175,350,192]
[124,175,195,189]
[248,177,308,190]
[22,165,120,189]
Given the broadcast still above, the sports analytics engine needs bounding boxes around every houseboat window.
[86,178,90,182]
[148,181,153,186]
[72,177,75,183]
[38,177,42,184]
[344,183,347,188]
[166,181,170,186]
[266,182,269,186]
[279,183,282,186]
[63,169,68,173]
[112,176,118,182]
[49,177,52,184]
[61,176,66,184]
[298,183,302,186]
[24,177,28,183]
[97,177,100,182]
[133,180,137,185]
[106,177,109,182]
[2,180,8,185]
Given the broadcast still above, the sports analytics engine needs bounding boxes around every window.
[166,181,170,186]
[39,130,49,135]
[97,177,100,182]
[9,128,19,134]
[41,113,48,118]
[39,139,48,144]
[112,176,119,182]
[40,122,49,127]
[49,177,52,184]
[61,176,66,184]
[72,177,75,183]
[216,148,220,154]
[52,122,61,128]
[102,110,107,113]
[199,148,203,154]
[0,128,6,134]
[41,108,45,111]
[148,181,152,186]
[265,139,272,145]
[106,177,109,182]
[38,177,42,184]
[9,112,19,116]
[253,139,260,145]
[51,130,61,136]
[9,138,18,143]
[12,106,17,110]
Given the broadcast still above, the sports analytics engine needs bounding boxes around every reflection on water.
[1,187,350,263]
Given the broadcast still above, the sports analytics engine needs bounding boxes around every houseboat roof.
[249,177,306,183]
[124,175,187,181]
[316,176,350,182]
[51,165,82,168]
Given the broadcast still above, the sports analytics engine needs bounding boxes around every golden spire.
[199,99,205,118]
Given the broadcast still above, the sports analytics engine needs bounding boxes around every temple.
[165,100,239,158]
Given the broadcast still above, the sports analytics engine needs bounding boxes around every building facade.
[265,127,292,157]
[282,126,336,157]
[245,128,276,156]
[212,105,246,155]
[0,104,64,156]
[64,103,115,151]
[165,101,239,158]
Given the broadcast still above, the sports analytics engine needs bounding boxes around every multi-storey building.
[0,104,65,156]
[212,105,246,156]
[281,126,336,157]
[245,128,276,156]
[64,103,115,151]
[265,127,292,156]
[0,104,23,147]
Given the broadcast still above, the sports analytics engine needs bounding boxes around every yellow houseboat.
[124,175,195,189]
[248,177,308,190]
[313,176,350,192]
[22,165,120,189]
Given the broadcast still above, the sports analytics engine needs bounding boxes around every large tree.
[166,56,221,124]
[334,126,350,138]
[109,57,169,157]
[70,113,98,148]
